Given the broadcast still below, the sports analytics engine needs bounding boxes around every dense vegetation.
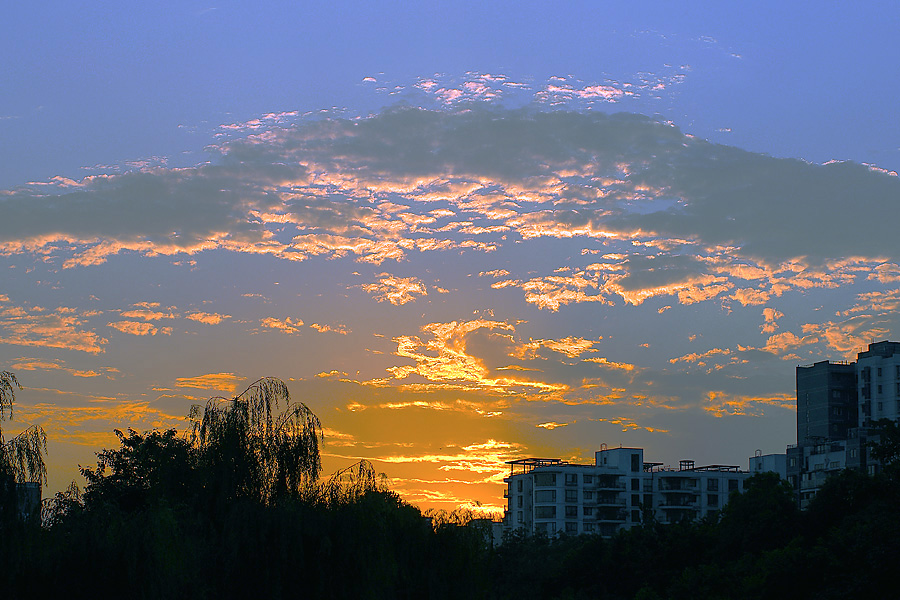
[2,375,899,598]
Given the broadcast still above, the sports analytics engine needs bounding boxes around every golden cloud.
[175,372,243,393]
[260,316,304,334]
[185,311,231,325]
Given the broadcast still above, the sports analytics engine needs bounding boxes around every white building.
[857,341,900,426]
[504,446,751,537]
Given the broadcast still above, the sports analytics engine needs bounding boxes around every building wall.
[796,360,857,444]
[504,449,749,537]
[857,341,900,426]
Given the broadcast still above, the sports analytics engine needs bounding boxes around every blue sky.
[2,2,899,511]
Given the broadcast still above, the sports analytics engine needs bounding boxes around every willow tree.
[0,371,47,486]
[189,377,322,504]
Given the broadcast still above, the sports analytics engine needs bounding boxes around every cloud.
[361,274,428,305]
[119,309,177,320]
[107,321,171,336]
[0,300,107,353]
[8,358,104,378]
[260,316,304,334]
[185,311,231,325]
[309,322,350,335]
[174,373,243,393]
[4,107,896,318]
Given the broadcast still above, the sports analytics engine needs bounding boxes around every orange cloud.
[8,358,102,378]
[361,274,428,305]
[185,311,231,325]
[0,302,107,353]
[174,373,243,393]
[108,321,171,336]
[260,316,304,334]
[119,309,177,320]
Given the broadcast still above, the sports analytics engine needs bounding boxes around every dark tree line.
[3,375,900,598]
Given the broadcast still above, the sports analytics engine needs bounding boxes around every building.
[789,340,900,507]
[749,451,786,479]
[503,447,751,537]
[856,340,900,425]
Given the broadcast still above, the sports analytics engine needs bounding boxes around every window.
[707,479,719,492]
[789,457,797,467]
[583,507,593,516]
[517,495,523,508]
[583,490,593,500]
[631,510,641,522]
[565,506,578,518]
[644,494,653,507]
[631,454,641,472]
[728,479,738,492]
[535,490,556,503]
[583,474,593,484]
[583,522,594,532]
[850,448,859,458]
[517,479,523,492]
[832,390,841,398]
[517,511,523,523]
[631,478,640,491]
[534,472,556,487]
[565,473,578,486]
[535,506,556,519]
[878,367,882,377]
[565,489,578,503]
[707,494,718,507]
[631,494,640,506]
[878,386,883,396]
[565,522,578,534]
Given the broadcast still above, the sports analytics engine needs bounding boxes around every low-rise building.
[504,447,751,537]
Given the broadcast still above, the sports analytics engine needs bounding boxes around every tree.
[80,428,197,512]
[189,377,322,504]
[0,372,47,515]
[868,418,900,478]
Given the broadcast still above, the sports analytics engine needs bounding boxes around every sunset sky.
[2,2,899,512]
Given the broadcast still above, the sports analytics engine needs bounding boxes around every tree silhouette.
[0,371,46,526]
[0,372,46,484]
[189,377,322,504]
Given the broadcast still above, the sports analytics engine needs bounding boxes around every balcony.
[659,500,699,509]
[658,479,699,492]
[595,481,626,491]
[594,510,626,522]
[594,496,626,507]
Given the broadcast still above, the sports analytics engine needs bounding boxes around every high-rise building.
[789,341,900,507]
[856,340,900,426]
[795,360,857,444]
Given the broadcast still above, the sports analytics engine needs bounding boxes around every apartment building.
[789,340,900,507]
[503,447,750,537]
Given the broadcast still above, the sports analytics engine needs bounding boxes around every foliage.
[869,418,900,477]
[7,373,900,598]
[189,377,322,504]
[0,371,46,528]
[80,428,197,512]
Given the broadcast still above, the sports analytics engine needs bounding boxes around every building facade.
[789,340,900,507]
[503,447,750,537]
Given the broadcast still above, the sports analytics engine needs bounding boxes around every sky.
[2,2,899,512]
